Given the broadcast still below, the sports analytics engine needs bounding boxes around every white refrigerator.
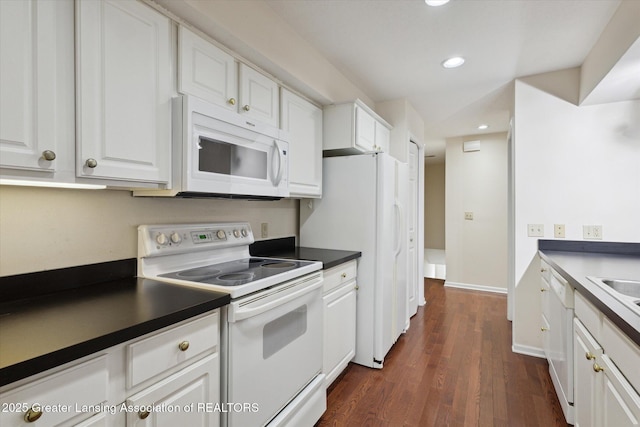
[300,153,409,369]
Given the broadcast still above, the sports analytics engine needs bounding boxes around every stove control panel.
[138,222,254,257]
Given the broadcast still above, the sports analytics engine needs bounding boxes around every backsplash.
[0,186,298,276]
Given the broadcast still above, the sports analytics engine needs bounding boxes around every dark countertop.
[250,237,361,270]
[0,260,230,387]
[537,240,640,346]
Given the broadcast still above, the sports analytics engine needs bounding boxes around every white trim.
[444,281,507,295]
[511,343,545,358]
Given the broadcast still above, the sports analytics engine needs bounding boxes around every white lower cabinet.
[322,260,357,387]
[0,311,220,427]
[125,354,219,427]
[573,292,640,427]
[0,357,109,427]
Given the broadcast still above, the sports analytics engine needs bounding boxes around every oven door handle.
[228,276,323,322]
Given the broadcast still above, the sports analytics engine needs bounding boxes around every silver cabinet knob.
[243,105,251,112]
[42,150,56,161]
[85,158,98,168]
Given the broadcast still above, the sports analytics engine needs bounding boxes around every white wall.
[424,161,445,249]
[512,79,640,353]
[445,132,508,292]
[0,186,297,276]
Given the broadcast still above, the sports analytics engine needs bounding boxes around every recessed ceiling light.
[425,0,450,6]
[478,124,489,130]
[441,56,465,69]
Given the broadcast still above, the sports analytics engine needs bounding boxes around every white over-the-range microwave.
[136,95,289,199]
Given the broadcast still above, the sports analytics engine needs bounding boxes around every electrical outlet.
[554,224,565,238]
[261,222,268,238]
[464,212,474,220]
[583,225,603,240]
[527,224,544,237]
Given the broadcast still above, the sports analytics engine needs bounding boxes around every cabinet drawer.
[601,317,640,393]
[127,311,219,388]
[575,291,602,340]
[323,260,357,294]
[0,356,108,427]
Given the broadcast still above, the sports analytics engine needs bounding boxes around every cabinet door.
[375,121,390,153]
[126,354,219,427]
[0,0,73,172]
[323,283,356,386]
[76,0,171,184]
[355,106,376,152]
[574,319,603,427]
[601,354,640,427]
[239,64,279,127]
[178,26,237,111]
[280,89,322,198]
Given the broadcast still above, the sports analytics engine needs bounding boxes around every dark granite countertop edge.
[537,240,640,346]
[250,237,361,270]
[0,260,231,387]
[0,295,228,387]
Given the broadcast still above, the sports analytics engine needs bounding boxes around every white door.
[573,319,602,427]
[280,89,322,198]
[408,142,419,317]
[239,64,279,127]
[178,26,238,111]
[76,0,172,183]
[601,354,640,427]
[393,160,409,336]
[126,355,220,427]
[355,107,376,152]
[0,0,73,172]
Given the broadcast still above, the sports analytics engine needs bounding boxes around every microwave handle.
[272,139,285,186]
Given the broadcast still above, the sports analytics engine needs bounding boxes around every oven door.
[226,273,323,427]
[182,95,289,198]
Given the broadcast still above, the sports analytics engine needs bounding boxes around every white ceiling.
[263,0,626,160]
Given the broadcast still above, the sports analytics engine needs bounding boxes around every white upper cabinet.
[178,26,237,111]
[76,0,172,184]
[239,64,279,128]
[323,100,392,156]
[178,26,279,128]
[0,0,75,174]
[280,89,322,198]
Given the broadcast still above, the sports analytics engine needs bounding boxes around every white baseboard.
[512,343,545,358]
[444,281,508,295]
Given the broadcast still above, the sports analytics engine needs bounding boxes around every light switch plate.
[527,224,544,237]
[464,212,474,220]
[554,224,565,238]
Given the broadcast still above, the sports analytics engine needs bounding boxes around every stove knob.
[156,233,168,246]
[241,228,248,237]
[216,230,226,240]
[170,232,182,244]
[233,229,241,238]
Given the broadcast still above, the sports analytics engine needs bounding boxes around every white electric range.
[138,222,326,427]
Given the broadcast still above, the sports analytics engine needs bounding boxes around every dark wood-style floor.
[316,278,570,427]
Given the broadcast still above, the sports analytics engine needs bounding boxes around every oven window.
[198,136,267,179]
[263,305,307,359]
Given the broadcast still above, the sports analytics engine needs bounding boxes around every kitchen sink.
[601,279,640,298]
[587,276,640,314]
